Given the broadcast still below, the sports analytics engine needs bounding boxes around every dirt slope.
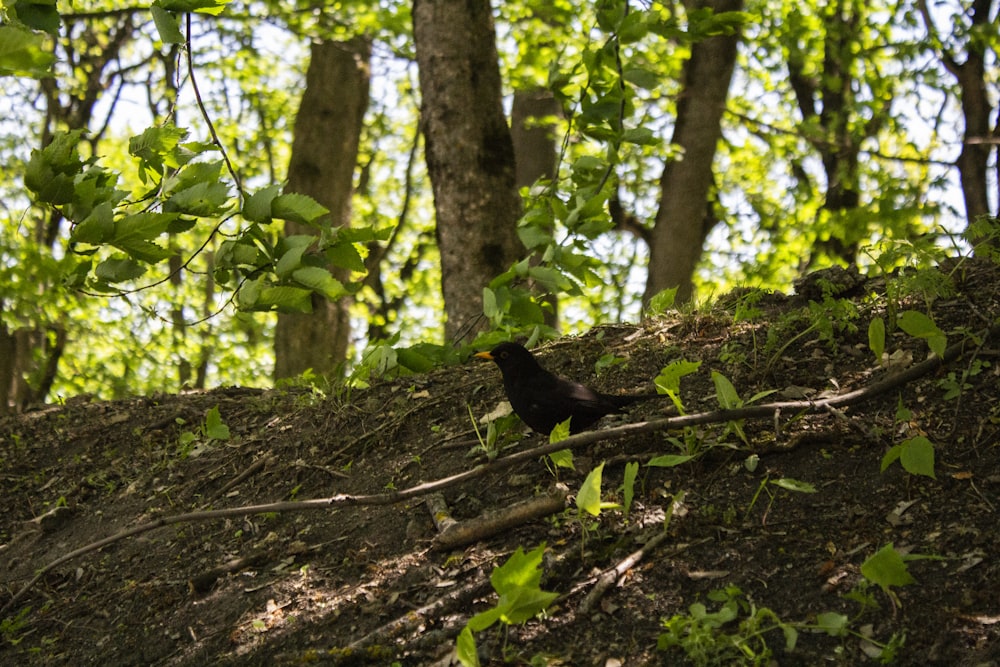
[2,260,999,666]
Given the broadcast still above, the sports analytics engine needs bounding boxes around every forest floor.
[2,259,999,667]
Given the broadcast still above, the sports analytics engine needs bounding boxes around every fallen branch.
[432,485,569,551]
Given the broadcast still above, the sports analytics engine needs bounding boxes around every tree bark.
[274,38,371,380]
[920,0,995,230]
[413,0,524,342]
[644,0,742,306]
[511,88,561,327]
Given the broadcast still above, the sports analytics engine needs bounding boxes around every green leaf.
[898,310,946,357]
[154,0,231,15]
[275,244,307,278]
[880,443,903,472]
[771,478,817,493]
[622,127,658,146]
[899,435,936,479]
[254,285,313,313]
[491,544,546,594]
[0,25,56,77]
[94,256,146,283]
[243,184,281,223]
[868,317,885,361]
[292,267,347,299]
[326,239,366,273]
[71,202,115,244]
[861,544,916,592]
[623,66,661,90]
[654,359,701,394]
[576,462,605,516]
[712,371,741,409]
[482,287,499,319]
[549,417,571,444]
[150,4,185,43]
[647,454,695,467]
[455,626,480,667]
[10,0,60,35]
[548,448,574,470]
[203,406,230,440]
[271,193,329,226]
[623,461,638,517]
[113,238,172,263]
[165,181,231,215]
[129,124,188,173]
[647,287,677,313]
[815,612,849,637]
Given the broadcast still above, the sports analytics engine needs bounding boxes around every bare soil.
[2,261,999,666]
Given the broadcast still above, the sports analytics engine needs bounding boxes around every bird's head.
[474,342,541,376]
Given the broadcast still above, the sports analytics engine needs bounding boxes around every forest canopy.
[0,0,997,410]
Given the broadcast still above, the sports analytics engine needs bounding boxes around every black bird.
[475,342,659,434]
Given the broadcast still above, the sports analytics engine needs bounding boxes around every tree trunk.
[413,0,524,342]
[511,88,561,327]
[644,0,742,306]
[928,0,996,230]
[273,38,371,380]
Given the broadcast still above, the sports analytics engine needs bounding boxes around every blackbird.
[475,342,659,434]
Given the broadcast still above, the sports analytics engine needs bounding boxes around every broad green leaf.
[549,417,571,444]
[655,359,703,391]
[113,238,172,263]
[71,202,115,244]
[292,266,346,299]
[498,585,560,625]
[491,544,546,593]
[271,193,329,226]
[95,256,146,283]
[647,287,677,313]
[815,612,849,637]
[576,462,605,516]
[861,544,916,592]
[0,25,56,76]
[548,448,574,470]
[275,244,307,278]
[326,240,366,273]
[255,285,313,313]
[622,127,658,146]
[204,406,230,440]
[237,277,262,309]
[623,66,661,90]
[899,435,936,479]
[9,1,60,35]
[165,181,231,215]
[114,212,178,242]
[150,5,185,43]
[243,184,281,223]
[880,443,903,472]
[898,310,946,357]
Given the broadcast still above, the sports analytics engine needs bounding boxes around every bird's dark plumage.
[476,342,657,434]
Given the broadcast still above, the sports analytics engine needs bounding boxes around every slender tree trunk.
[413,0,524,342]
[274,38,371,380]
[644,0,742,306]
[920,0,995,230]
[511,88,561,327]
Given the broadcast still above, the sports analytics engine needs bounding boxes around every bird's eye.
[498,351,508,359]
